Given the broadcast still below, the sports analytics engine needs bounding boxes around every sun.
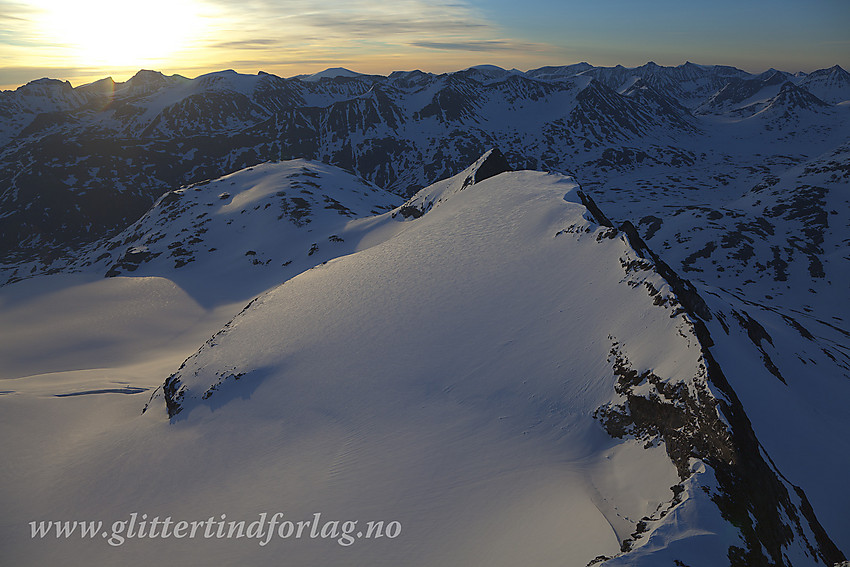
[34,0,208,69]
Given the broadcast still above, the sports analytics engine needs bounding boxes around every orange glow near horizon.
[2,0,567,90]
[3,0,847,91]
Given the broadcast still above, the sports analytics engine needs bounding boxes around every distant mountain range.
[2,62,848,270]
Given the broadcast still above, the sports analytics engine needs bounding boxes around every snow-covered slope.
[4,157,844,566]
[632,142,850,319]
[53,160,400,304]
[136,163,843,566]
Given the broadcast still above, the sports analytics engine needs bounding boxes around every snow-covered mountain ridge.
[1,150,847,566]
[132,158,843,565]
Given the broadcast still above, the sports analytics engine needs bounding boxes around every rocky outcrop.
[593,211,845,566]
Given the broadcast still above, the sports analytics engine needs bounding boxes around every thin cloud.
[204,0,499,47]
[227,57,354,66]
[0,1,40,45]
[0,0,38,20]
[211,38,282,50]
[411,40,543,52]
[296,13,490,38]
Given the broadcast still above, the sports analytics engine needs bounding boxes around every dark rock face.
[595,342,734,481]
[592,217,845,566]
[397,205,423,219]
[104,246,158,277]
[619,220,712,320]
[575,189,614,228]
[460,148,513,188]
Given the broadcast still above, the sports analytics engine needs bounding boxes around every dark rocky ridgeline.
[573,191,845,565]
[142,293,262,419]
[576,189,615,228]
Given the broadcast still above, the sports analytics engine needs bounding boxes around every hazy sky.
[1,0,848,90]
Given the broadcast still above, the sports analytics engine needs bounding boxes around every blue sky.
[472,0,849,69]
[1,0,848,89]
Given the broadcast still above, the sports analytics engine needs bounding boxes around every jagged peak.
[128,69,167,83]
[461,148,513,188]
[760,69,788,85]
[575,77,618,98]
[808,64,850,79]
[767,81,829,108]
[395,149,513,219]
[823,64,848,75]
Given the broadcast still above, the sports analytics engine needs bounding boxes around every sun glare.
[34,0,208,69]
